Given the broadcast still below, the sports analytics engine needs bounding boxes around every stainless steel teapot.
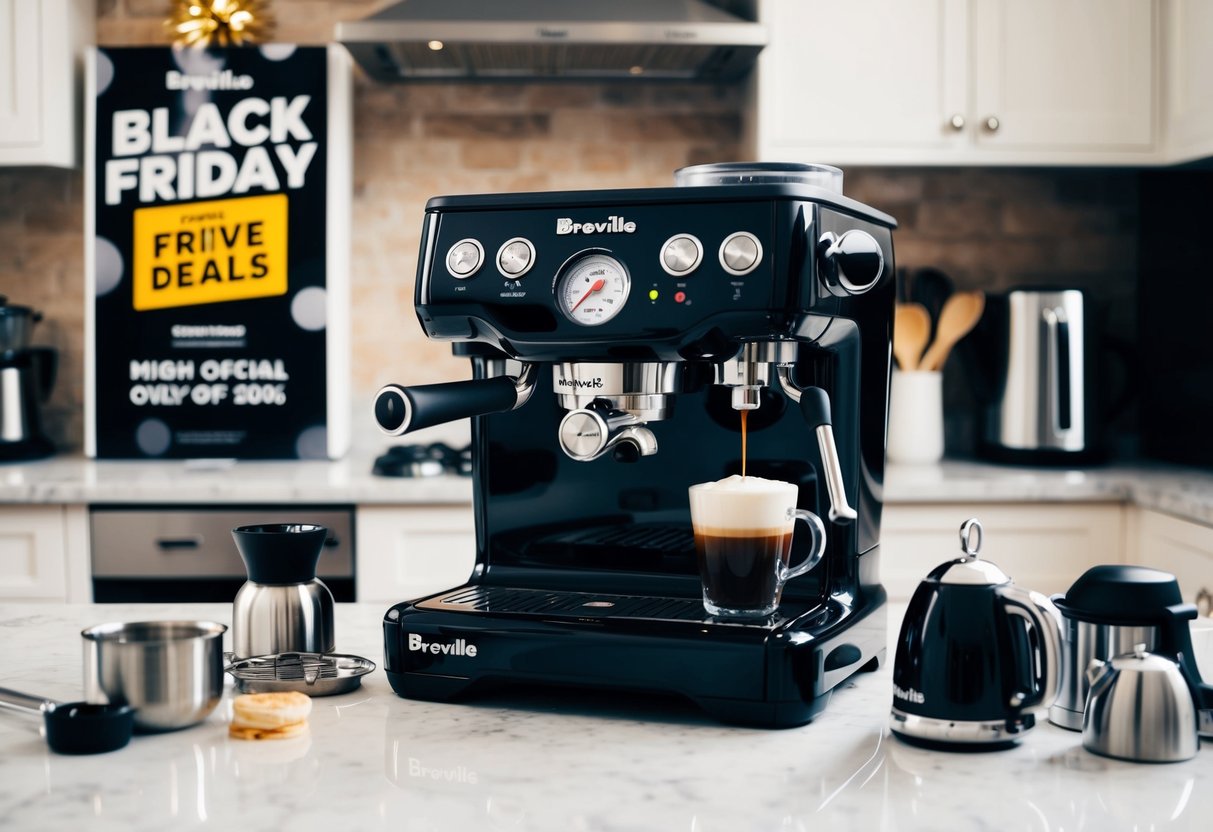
[1083,644,1199,763]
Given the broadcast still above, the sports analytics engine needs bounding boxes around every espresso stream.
[741,409,748,478]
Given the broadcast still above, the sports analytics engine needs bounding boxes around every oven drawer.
[91,507,354,578]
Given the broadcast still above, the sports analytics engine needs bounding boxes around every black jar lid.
[1053,564,1184,625]
[232,523,328,585]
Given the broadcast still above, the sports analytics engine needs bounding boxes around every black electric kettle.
[890,519,1062,750]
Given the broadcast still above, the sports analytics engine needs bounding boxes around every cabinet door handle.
[948,113,966,131]
[984,115,1001,132]
[156,536,203,551]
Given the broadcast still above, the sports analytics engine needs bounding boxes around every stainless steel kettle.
[231,524,335,659]
[966,288,1101,464]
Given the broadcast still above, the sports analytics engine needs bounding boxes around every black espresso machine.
[374,163,896,727]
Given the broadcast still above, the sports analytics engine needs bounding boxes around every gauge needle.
[571,278,606,312]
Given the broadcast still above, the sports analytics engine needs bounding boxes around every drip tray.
[416,585,815,628]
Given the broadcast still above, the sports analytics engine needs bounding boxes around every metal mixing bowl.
[82,620,227,732]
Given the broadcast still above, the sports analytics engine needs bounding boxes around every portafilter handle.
[375,365,536,436]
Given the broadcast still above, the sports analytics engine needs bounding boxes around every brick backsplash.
[0,1,1139,453]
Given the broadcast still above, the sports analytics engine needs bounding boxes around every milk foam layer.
[688,475,798,533]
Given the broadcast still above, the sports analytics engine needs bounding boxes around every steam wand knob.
[817,230,884,297]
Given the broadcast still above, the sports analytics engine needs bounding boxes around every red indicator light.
[674,291,687,303]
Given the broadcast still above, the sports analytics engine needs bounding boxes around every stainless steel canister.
[82,620,227,732]
[230,523,336,659]
[1049,618,1159,730]
[231,579,335,659]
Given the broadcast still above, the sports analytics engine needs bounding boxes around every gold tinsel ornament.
[166,0,275,48]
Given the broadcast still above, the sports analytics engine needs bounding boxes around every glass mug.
[688,475,827,619]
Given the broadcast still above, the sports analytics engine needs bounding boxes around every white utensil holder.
[887,369,944,465]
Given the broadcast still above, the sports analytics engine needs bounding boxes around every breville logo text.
[893,684,925,704]
[407,633,478,657]
[407,757,479,784]
[557,377,604,389]
[165,70,254,91]
[556,216,636,235]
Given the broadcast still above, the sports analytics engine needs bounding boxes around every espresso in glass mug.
[688,475,826,619]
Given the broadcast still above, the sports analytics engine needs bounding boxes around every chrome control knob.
[817,230,884,297]
[719,231,763,276]
[497,237,535,278]
[446,238,484,278]
[660,234,703,276]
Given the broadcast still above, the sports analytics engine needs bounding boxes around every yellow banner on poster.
[132,194,287,311]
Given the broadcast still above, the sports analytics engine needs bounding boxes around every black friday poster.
[85,45,350,459]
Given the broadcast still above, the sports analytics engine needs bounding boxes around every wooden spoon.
[919,291,985,372]
[893,303,931,371]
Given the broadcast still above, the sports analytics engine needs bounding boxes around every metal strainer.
[225,652,375,696]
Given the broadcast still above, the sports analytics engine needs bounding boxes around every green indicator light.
[648,289,659,301]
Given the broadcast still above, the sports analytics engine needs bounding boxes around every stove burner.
[372,442,471,478]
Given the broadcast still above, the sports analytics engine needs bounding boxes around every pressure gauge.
[555,252,631,326]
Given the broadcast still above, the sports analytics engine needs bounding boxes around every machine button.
[446,239,484,278]
[719,232,763,276]
[660,234,703,276]
[497,237,536,278]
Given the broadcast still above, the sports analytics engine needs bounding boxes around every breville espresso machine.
[375,163,896,727]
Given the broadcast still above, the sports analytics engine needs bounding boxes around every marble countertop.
[884,459,1213,525]
[4,453,1213,526]
[1,601,1207,832]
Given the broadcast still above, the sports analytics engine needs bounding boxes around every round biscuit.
[231,691,312,729]
[229,721,310,741]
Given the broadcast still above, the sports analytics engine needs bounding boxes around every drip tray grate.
[417,586,800,627]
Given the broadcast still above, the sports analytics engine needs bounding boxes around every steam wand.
[777,368,857,525]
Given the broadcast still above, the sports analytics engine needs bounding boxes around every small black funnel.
[232,524,328,585]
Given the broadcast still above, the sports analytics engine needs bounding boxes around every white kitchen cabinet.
[356,505,476,604]
[1160,0,1213,163]
[0,505,91,601]
[1128,508,1213,605]
[881,503,1125,600]
[0,0,94,168]
[756,0,1157,166]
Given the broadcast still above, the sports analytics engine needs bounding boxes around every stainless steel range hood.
[337,0,765,83]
